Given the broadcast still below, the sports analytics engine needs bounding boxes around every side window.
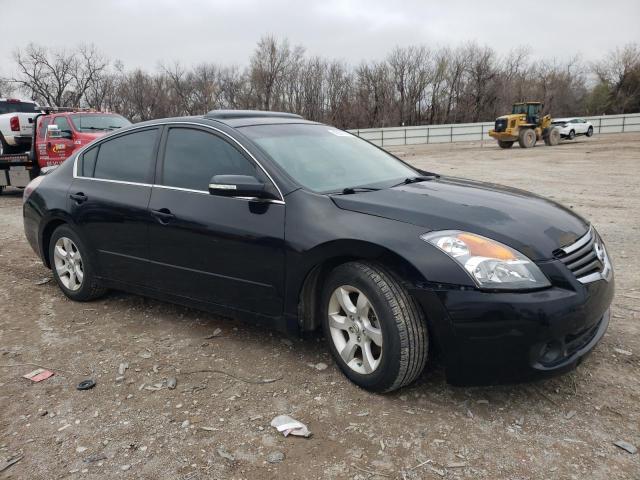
[54,117,72,133]
[79,147,98,177]
[38,117,51,138]
[161,128,258,191]
[93,128,158,183]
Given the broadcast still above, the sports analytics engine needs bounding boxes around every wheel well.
[297,251,425,333]
[41,219,66,268]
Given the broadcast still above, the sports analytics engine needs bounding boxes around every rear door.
[146,125,285,316]
[69,127,160,286]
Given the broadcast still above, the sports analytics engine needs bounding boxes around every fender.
[285,238,429,332]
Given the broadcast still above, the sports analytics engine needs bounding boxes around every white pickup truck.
[0,98,39,155]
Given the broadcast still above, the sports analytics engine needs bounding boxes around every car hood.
[331,177,588,261]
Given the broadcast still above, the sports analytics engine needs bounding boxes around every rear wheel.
[49,225,106,301]
[321,261,428,392]
[518,128,536,148]
[586,126,594,137]
[498,140,514,149]
[568,129,576,140]
[544,127,560,146]
[0,135,18,155]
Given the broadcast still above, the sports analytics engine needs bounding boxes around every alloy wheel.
[328,285,383,374]
[53,237,84,291]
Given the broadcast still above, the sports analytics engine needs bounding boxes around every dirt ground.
[1,133,639,480]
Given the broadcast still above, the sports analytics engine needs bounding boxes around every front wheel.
[568,129,576,140]
[49,225,106,301]
[518,128,536,148]
[321,261,428,392]
[586,126,594,137]
[498,140,514,149]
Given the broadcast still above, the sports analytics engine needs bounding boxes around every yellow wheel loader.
[488,102,560,148]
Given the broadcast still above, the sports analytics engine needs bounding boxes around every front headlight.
[420,230,551,290]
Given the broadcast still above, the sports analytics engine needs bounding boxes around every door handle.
[151,208,175,225]
[69,192,88,204]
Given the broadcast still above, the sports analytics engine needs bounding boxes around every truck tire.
[544,127,560,146]
[321,261,428,392]
[498,140,514,149]
[0,135,9,155]
[518,128,536,148]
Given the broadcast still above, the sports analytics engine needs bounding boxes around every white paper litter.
[270,415,312,438]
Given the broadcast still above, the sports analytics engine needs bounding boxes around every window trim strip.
[72,120,286,203]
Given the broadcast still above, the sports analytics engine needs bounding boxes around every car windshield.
[0,100,37,114]
[240,123,417,193]
[70,114,131,131]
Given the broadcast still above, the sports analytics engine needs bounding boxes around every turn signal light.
[457,233,517,260]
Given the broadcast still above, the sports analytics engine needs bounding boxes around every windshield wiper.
[391,175,438,188]
[329,186,381,195]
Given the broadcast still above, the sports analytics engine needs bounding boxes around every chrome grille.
[554,227,612,284]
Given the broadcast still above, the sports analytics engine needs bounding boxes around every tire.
[586,126,594,137]
[49,224,106,301]
[0,134,18,155]
[321,261,428,392]
[518,128,536,148]
[544,127,560,146]
[498,140,514,149]
[568,129,575,140]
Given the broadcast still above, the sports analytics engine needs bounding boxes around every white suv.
[552,118,594,140]
[0,98,39,155]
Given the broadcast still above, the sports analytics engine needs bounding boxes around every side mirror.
[47,124,61,138]
[208,175,277,200]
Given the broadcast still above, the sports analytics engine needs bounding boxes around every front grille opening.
[554,228,605,282]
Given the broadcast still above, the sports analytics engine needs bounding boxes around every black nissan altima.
[23,110,614,392]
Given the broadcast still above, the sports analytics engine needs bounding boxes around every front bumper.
[411,260,614,385]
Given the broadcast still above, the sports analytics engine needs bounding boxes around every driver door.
[47,116,75,162]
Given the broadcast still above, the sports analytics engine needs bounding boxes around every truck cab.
[34,111,131,168]
[1,109,131,193]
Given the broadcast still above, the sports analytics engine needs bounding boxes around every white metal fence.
[347,112,640,147]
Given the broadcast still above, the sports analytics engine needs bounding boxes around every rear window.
[79,128,158,183]
[0,100,37,114]
[70,114,131,132]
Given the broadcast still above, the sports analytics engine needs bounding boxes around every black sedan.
[23,110,614,392]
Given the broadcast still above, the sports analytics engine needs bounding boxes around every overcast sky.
[2,0,639,74]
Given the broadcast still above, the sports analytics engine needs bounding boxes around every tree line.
[1,37,639,129]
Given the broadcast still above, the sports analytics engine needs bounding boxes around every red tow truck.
[0,109,131,194]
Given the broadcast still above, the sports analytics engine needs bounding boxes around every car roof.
[204,109,315,128]
[553,118,575,122]
[0,98,37,103]
[42,111,122,118]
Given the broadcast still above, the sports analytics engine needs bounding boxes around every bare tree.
[250,36,305,110]
[592,43,640,114]
[387,46,432,125]
[8,38,637,128]
[12,43,108,107]
[0,75,15,97]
